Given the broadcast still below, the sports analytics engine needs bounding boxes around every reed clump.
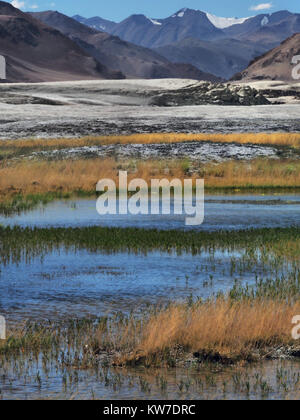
[115,298,300,365]
[90,272,300,366]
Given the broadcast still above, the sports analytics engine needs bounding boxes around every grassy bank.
[1,132,300,212]
[115,296,300,366]
[0,192,76,216]
[1,158,300,204]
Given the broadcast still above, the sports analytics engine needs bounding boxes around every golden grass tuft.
[107,298,300,365]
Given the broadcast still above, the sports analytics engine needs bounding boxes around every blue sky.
[12,0,299,21]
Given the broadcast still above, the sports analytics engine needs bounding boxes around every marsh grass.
[1,133,300,207]
[1,225,300,265]
[2,274,300,368]
[1,224,299,367]
[0,192,75,216]
[1,159,300,210]
[117,298,300,366]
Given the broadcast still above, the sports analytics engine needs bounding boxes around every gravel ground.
[31,141,283,163]
[0,79,299,139]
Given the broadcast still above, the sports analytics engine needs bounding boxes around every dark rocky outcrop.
[149,82,270,106]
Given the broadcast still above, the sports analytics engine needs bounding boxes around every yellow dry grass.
[112,298,300,364]
[1,157,300,199]
[1,132,300,152]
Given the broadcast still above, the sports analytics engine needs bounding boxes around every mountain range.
[74,8,300,79]
[30,10,218,81]
[74,8,300,49]
[0,1,299,83]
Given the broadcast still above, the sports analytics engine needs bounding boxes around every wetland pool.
[1,193,300,230]
[1,193,300,399]
[1,193,299,323]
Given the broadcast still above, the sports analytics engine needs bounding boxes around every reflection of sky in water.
[1,194,300,230]
[0,194,299,322]
[2,358,299,401]
[1,248,268,322]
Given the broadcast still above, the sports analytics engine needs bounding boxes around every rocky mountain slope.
[0,1,120,82]
[155,38,266,80]
[223,11,300,48]
[108,9,224,48]
[232,33,300,82]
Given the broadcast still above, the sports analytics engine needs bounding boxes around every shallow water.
[0,248,268,322]
[1,193,300,231]
[0,193,299,323]
[1,358,300,400]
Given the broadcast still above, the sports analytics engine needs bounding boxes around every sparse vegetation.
[1,133,300,157]
[1,223,300,398]
[1,133,300,215]
[1,225,300,265]
[2,272,300,369]
[1,158,300,214]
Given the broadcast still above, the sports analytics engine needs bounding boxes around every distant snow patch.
[206,12,251,28]
[93,24,106,30]
[261,16,269,26]
[147,17,162,25]
[172,8,187,18]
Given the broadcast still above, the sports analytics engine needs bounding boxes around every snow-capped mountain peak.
[205,12,251,28]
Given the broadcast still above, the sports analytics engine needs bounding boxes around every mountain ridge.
[73,7,300,79]
[31,10,221,81]
[0,1,122,82]
[73,8,300,49]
